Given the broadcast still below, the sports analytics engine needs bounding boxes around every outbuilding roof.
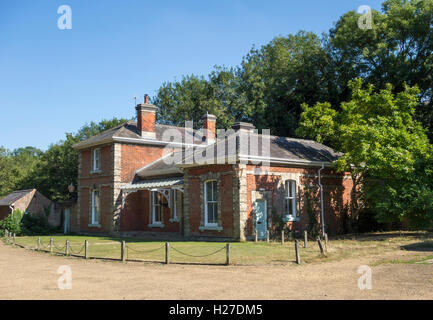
[0,189,36,206]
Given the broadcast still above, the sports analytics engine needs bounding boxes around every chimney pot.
[144,94,149,104]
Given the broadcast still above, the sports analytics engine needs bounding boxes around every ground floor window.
[91,189,100,225]
[285,180,297,220]
[152,191,163,224]
[172,190,178,221]
[204,180,218,226]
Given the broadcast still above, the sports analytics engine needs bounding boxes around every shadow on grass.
[401,241,433,252]
[334,231,433,242]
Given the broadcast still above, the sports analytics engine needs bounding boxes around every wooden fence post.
[324,233,329,249]
[66,240,70,255]
[4,229,8,242]
[165,242,170,265]
[226,243,230,266]
[37,237,41,251]
[304,231,308,248]
[121,241,126,262]
[281,230,285,245]
[84,240,89,259]
[266,230,270,243]
[49,238,53,253]
[295,240,301,265]
[317,237,324,255]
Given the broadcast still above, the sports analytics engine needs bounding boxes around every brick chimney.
[202,113,216,144]
[232,122,255,132]
[136,94,157,139]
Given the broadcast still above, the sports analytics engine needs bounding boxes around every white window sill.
[283,215,299,223]
[199,226,223,232]
[90,170,102,174]
[88,224,101,228]
[148,223,165,229]
[169,218,180,223]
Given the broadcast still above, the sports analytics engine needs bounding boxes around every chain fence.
[170,245,226,258]
[1,232,318,266]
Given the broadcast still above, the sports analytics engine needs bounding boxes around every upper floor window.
[285,180,297,220]
[92,148,101,172]
[204,180,218,226]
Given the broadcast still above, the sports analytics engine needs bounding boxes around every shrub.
[21,212,59,235]
[0,209,24,236]
[0,208,59,237]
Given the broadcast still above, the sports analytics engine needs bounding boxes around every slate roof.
[73,121,203,149]
[0,189,35,206]
[135,131,342,179]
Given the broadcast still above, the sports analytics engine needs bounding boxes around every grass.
[5,231,433,266]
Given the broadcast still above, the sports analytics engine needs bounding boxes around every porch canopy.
[121,177,183,209]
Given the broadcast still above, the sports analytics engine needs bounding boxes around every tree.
[153,70,242,130]
[237,31,337,136]
[329,0,433,138]
[297,79,433,229]
[0,146,43,198]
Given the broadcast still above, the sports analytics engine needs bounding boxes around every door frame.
[63,208,70,234]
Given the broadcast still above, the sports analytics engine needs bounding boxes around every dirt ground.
[1,241,432,300]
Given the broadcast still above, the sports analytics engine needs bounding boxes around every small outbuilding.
[0,189,58,226]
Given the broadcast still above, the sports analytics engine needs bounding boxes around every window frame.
[92,148,101,172]
[172,189,178,221]
[285,180,297,220]
[151,191,163,225]
[91,189,100,225]
[204,180,218,227]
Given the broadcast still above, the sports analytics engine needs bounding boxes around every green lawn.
[5,231,433,266]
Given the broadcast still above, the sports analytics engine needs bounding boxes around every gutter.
[73,136,208,150]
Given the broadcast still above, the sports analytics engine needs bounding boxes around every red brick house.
[73,97,353,241]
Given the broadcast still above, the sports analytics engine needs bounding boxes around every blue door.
[255,200,267,240]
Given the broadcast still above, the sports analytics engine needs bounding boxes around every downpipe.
[318,164,325,238]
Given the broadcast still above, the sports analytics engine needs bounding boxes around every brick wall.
[79,144,113,233]
[186,165,235,239]
[245,165,353,236]
[120,190,180,233]
[121,144,166,182]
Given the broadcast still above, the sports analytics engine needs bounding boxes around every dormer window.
[92,148,101,172]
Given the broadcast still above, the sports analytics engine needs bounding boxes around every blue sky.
[0,0,383,151]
